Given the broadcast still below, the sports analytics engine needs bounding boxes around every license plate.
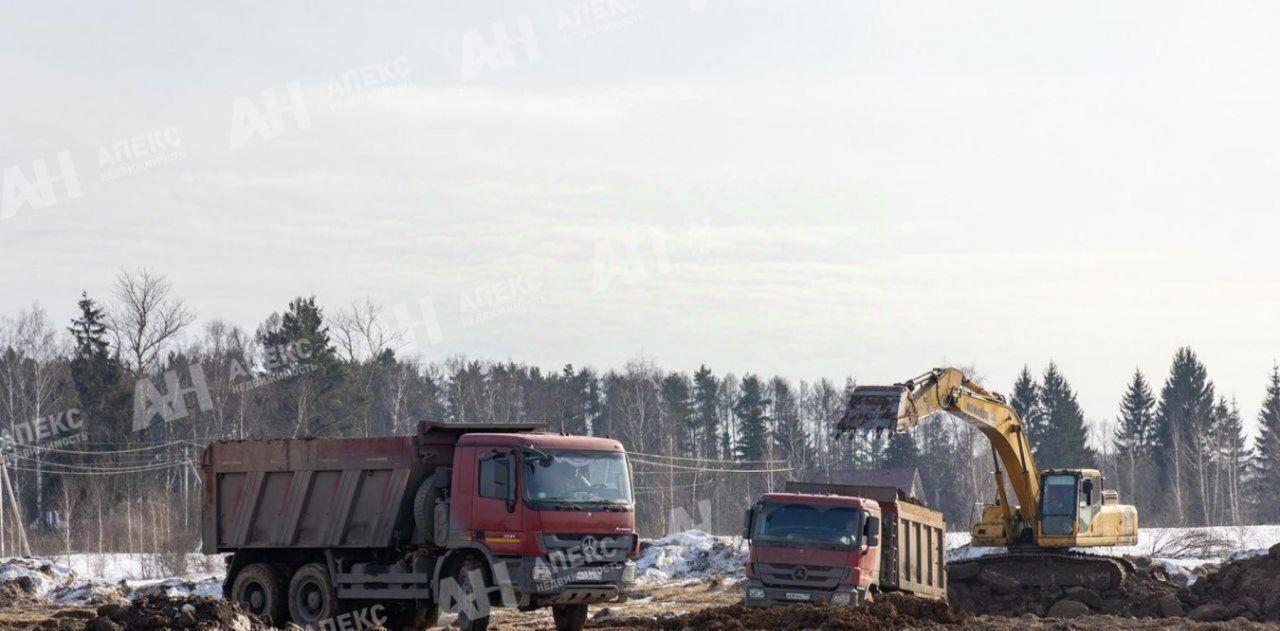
[785,592,810,601]
[574,569,603,582]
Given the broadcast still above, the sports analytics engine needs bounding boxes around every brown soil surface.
[950,544,1280,623]
[80,595,266,631]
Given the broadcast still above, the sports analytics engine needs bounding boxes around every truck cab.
[444,432,640,610]
[742,493,882,607]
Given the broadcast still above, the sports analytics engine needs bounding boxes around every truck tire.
[230,563,288,625]
[452,557,491,631]
[552,604,589,631]
[288,563,340,627]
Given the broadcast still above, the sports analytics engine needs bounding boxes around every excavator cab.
[1037,469,1136,547]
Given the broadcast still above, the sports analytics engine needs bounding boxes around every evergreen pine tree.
[1010,365,1044,457]
[1038,362,1094,469]
[883,430,919,470]
[1253,365,1280,522]
[257,297,351,437]
[661,373,695,455]
[67,292,131,441]
[692,365,719,460]
[1155,347,1215,525]
[734,374,771,461]
[1113,368,1156,505]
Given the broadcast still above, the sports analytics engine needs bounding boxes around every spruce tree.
[1254,365,1280,522]
[68,292,131,441]
[1113,368,1157,507]
[883,430,919,470]
[1010,365,1044,456]
[692,365,719,460]
[1038,362,1094,469]
[1155,347,1215,525]
[734,374,771,461]
[660,373,695,455]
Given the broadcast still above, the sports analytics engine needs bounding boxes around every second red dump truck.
[202,422,638,631]
[742,480,946,607]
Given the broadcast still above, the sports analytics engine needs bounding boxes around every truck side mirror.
[742,509,754,540]
[864,515,881,547]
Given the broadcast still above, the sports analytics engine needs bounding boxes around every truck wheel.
[552,604,589,631]
[452,557,491,631]
[230,563,288,625]
[288,563,339,627]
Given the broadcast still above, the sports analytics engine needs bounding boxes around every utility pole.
[0,436,29,557]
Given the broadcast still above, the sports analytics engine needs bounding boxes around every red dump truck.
[202,422,638,631]
[742,481,946,607]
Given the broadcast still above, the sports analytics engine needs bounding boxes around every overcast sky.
[3,1,1280,436]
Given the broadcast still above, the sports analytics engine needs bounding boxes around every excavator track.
[949,550,1135,593]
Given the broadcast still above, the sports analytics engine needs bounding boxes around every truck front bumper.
[742,579,865,608]
[504,557,635,607]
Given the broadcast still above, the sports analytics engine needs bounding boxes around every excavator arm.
[838,368,1042,525]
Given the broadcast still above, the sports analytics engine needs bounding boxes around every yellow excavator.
[838,367,1138,588]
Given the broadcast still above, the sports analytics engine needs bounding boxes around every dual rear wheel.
[231,562,438,630]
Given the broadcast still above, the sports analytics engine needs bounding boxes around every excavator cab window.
[1040,474,1077,536]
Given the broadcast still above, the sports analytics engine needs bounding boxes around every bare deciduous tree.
[107,269,195,376]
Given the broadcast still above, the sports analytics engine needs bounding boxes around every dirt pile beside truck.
[81,595,266,631]
[589,593,969,630]
[949,543,1280,622]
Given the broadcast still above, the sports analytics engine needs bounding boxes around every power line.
[628,457,793,474]
[626,451,786,464]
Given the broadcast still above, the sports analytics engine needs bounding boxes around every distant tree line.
[1,271,1279,557]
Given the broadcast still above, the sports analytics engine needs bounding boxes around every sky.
[3,1,1280,437]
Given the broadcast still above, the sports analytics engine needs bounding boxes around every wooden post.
[1,460,30,557]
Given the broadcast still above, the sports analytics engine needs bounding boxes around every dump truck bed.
[784,480,947,599]
[201,436,428,553]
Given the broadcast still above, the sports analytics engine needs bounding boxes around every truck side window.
[479,453,511,499]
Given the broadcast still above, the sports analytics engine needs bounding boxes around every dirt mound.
[81,595,264,631]
[0,576,41,608]
[950,544,1280,622]
[589,593,968,630]
[1180,543,1280,622]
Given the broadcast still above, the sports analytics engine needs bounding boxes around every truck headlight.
[621,561,636,584]
[532,561,553,582]
[831,592,852,605]
[747,587,765,599]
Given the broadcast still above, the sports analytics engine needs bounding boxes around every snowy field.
[0,525,1276,606]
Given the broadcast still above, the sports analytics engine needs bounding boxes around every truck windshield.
[523,450,633,509]
[751,503,863,550]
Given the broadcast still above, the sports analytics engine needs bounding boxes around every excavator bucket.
[839,385,911,433]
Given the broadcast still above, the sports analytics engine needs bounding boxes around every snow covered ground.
[634,530,748,585]
[946,524,1280,584]
[0,555,222,606]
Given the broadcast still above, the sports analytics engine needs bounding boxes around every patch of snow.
[635,530,747,585]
